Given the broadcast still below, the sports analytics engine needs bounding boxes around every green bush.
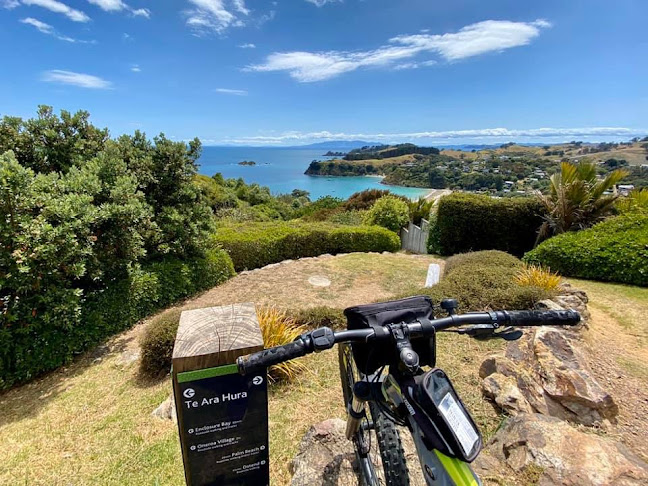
[328,209,367,226]
[444,250,521,275]
[0,248,234,389]
[288,306,346,330]
[139,310,181,376]
[363,196,410,233]
[214,222,400,271]
[524,213,648,286]
[400,250,551,314]
[344,189,393,211]
[435,193,545,256]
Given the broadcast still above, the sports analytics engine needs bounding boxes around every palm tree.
[536,160,628,243]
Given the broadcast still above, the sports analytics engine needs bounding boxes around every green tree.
[363,195,410,232]
[536,161,628,242]
[115,133,214,258]
[0,106,109,173]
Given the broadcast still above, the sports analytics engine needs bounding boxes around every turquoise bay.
[198,146,430,200]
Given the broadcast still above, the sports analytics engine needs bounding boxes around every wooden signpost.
[172,303,269,486]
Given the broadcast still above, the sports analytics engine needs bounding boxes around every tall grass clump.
[514,264,562,292]
[257,307,307,382]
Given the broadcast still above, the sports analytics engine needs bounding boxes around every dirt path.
[568,279,648,462]
[188,251,441,310]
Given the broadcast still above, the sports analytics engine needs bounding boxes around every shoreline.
[305,173,434,199]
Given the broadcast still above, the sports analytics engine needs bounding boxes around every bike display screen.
[416,368,482,462]
[437,391,480,456]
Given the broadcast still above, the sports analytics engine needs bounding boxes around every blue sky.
[1,0,646,146]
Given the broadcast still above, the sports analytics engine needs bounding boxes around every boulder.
[289,419,426,486]
[535,282,591,326]
[482,373,533,415]
[480,327,618,426]
[289,419,358,486]
[482,414,648,486]
[152,395,176,422]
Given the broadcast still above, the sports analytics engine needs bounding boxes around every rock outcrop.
[289,419,359,486]
[480,326,618,426]
[480,283,617,427]
[289,419,426,486]
[535,282,591,328]
[479,414,648,486]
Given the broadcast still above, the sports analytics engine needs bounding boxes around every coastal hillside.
[306,140,648,194]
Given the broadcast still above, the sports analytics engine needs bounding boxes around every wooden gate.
[401,218,429,254]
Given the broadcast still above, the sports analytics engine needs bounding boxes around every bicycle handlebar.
[237,308,580,375]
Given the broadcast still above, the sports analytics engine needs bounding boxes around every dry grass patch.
[569,279,648,462]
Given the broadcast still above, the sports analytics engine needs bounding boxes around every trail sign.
[172,304,269,486]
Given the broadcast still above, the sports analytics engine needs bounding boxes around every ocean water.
[197,146,430,200]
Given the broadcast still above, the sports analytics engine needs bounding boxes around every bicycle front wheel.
[338,343,410,486]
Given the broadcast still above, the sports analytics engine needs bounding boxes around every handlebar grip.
[237,338,309,375]
[504,309,581,327]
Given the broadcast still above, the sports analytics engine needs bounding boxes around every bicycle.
[237,296,581,486]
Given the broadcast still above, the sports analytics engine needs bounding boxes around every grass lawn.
[1,254,646,484]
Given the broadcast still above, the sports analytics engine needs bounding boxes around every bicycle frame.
[345,365,481,486]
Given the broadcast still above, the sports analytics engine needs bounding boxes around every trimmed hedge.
[434,193,544,257]
[401,250,553,314]
[1,248,235,389]
[214,222,401,271]
[524,213,648,286]
[443,250,521,275]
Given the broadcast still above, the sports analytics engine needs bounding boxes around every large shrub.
[343,189,393,211]
[0,107,226,389]
[524,213,648,286]
[401,250,553,314]
[0,244,235,389]
[435,193,544,256]
[363,195,410,233]
[214,222,400,271]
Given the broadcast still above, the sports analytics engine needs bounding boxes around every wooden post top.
[172,303,264,374]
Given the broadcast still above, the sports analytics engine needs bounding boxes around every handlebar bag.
[344,296,435,375]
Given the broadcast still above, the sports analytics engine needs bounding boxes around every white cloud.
[42,70,112,89]
[20,16,54,34]
[393,60,437,70]
[86,0,125,11]
[22,0,90,22]
[20,16,92,42]
[249,19,551,82]
[131,7,149,17]
[232,0,249,15]
[185,0,249,34]
[220,127,643,146]
[130,64,141,72]
[238,43,256,48]
[305,0,341,6]
[215,88,248,95]
[84,0,150,18]
[2,0,20,9]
